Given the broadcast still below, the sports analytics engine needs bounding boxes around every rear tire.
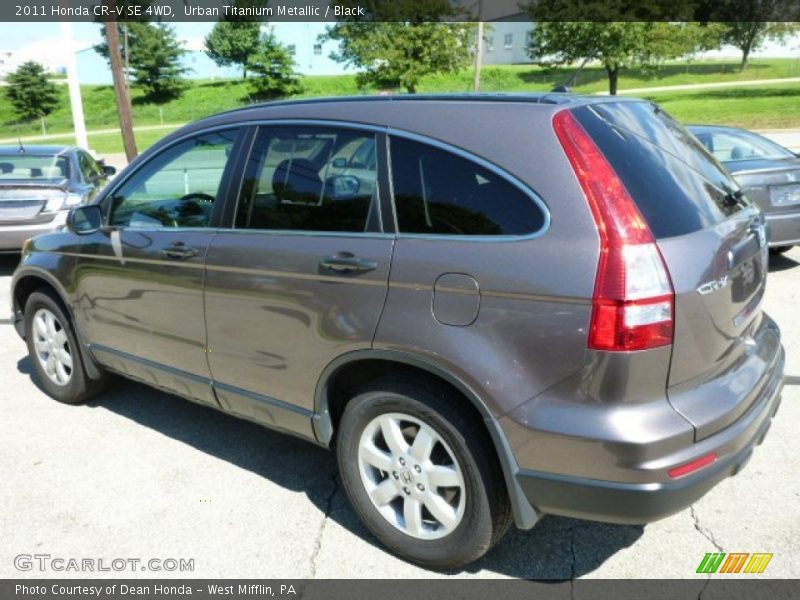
[24,290,107,405]
[769,245,793,255]
[336,377,512,569]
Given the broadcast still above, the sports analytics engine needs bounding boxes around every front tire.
[24,290,105,405]
[336,378,511,569]
[769,245,793,255]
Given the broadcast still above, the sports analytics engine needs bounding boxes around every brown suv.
[11,95,785,568]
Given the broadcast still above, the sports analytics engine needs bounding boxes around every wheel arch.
[12,267,103,380]
[314,349,540,529]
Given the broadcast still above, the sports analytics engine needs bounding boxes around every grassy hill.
[1,58,798,154]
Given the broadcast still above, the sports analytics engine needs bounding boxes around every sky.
[0,21,349,82]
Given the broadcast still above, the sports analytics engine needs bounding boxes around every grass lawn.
[642,83,800,129]
[1,58,798,154]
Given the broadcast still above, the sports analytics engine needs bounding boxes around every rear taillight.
[553,110,674,352]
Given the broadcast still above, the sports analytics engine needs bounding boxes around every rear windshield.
[572,102,746,239]
[689,127,795,162]
[0,153,70,181]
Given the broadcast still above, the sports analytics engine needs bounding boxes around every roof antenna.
[18,137,25,154]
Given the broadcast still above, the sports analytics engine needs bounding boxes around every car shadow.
[14,353,643,579]
[0,253,19,277]
[768,252,799,272]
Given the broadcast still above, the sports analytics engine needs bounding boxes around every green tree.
[721,22,799,71]
[699,0,800,71]
[4,61,60,132]
[524,21,716,95]
[322,1,474,94]
[128,23,188,103]
[96,21,187,103]
[246,29,303,101]
[205,21,262,79]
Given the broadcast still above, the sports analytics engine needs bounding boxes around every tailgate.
[574,100,781,440]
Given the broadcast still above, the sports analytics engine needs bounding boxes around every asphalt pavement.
[1,248,798,579]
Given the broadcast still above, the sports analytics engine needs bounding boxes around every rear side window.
[235,126,379,233]
[572,103,745,239]
[389,136,545,236]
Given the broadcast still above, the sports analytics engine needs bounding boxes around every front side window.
[235,126,379,233]
[79,152,103,183]
[108,129,238,229]
[389,136,546,236]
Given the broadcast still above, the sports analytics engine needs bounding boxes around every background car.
[0,145,115,252]
[689,125,800,254]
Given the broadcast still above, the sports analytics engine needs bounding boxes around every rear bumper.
[0,212,66,251]
[765,209,800,246]
[514,347,784,524]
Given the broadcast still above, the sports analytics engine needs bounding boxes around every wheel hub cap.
[32,308,72,387]
[357,412,466,540]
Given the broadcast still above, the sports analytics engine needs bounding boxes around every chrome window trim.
[100,118,551,242]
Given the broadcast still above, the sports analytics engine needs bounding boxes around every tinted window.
[390,136,545,236]
[573,104,745,239]
[109,129,237,229]
[235,126,379,233]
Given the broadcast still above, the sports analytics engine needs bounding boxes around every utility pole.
[474,21,484,92]
[123,23,130,88]
[105,19,138,162]
[60,21,89,150]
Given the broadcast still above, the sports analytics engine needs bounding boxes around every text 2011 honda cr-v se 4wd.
[11,95,785,568]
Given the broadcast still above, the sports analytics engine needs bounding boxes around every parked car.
[12,96,784,568]
[0,145,115,252]
[688,125,800,254]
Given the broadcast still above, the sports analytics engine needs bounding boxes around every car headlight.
[44,193,85,212]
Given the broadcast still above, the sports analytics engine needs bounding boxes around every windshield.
[0,153,70,181]
[689,128,794,163]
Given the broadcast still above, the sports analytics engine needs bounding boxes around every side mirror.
[67,204,103,235]
[332,157,348,169]
[103,165,117,176]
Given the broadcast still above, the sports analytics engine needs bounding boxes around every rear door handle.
[320,254,378,274]
[161,242,198,260]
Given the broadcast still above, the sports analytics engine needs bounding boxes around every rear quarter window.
[389,136,546,236]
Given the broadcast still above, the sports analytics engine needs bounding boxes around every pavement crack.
[569,521,577,596]
[308,470,339,578]
[690,506,723,552]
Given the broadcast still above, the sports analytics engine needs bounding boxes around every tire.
[336,377,512,569]
[24,290,106,405]
[769,245,793,255]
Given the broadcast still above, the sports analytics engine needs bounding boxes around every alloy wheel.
[357,412,466,540]
[32,308,72,386]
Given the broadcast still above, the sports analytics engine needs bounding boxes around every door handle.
[320,254,378,274]
[161,242,198,260]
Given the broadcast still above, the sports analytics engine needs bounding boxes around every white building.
[481,21,535,65]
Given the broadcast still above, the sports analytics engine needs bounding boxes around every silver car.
[0,145,115,252]
[689,125,800,253]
